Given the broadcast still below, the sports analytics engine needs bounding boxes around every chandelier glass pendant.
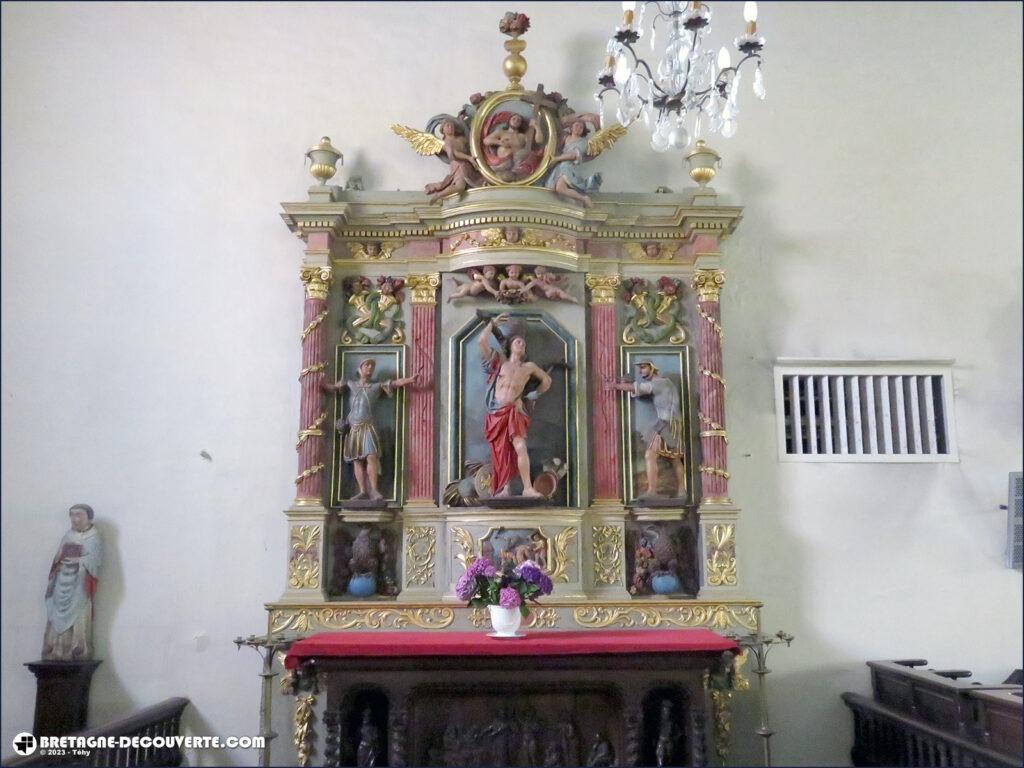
[596,1,766,152]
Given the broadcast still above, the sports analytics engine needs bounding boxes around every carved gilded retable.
[270,185,757,638]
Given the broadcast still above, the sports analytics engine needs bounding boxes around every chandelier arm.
[621,41,659,87]
[708,52,761,99]
[643,0,676,23]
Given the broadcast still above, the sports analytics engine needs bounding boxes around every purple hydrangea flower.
[499,587,522,609]
[454,572,475,601]
[466,558,497,579]
[514,562,553,595]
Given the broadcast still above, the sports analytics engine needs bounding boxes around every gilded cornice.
[280,189,742,245]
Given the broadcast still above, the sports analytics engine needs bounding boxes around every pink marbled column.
[693,269,730,503]
[586,275,622,503]
[406,275,440,503]
[295,267,331,503]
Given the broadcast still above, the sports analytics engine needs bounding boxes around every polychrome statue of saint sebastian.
[478,313,551,498]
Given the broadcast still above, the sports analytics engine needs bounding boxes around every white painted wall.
[2,2,1020,765]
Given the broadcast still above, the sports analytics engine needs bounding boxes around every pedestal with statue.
[264,11,774,767]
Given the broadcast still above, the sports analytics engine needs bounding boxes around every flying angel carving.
[391,116,482,204]
[546,114,629,207]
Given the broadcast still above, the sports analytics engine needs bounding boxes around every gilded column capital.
[585,274,621,305]
[299,266,332,300]
[692,269,726,302]
[407,273,441,305]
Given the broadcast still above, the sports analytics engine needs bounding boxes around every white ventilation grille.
[1008,472,1023,570]
[774,361,958,462]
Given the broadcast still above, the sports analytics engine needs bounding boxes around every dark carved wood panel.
[304,650,728,767]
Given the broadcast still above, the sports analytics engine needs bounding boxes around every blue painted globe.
[347,573,377,597]
[650,572,681,595]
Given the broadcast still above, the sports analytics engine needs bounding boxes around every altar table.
[285,629,738,767]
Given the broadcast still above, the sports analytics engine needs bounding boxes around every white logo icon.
[12,732,37,756]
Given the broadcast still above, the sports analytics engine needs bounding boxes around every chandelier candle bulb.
[622,0,637,28]
[717,46,731,71]
[744,1,758,32]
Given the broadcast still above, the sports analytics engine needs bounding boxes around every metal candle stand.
[726,629,794,767]
[234,632,298,767]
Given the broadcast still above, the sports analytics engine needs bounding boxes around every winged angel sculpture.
[392,116,483,204]
[392,104,627,207]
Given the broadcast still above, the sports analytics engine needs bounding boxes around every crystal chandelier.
[595,1,766,152]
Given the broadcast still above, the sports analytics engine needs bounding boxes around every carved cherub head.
[506,264,523,279]
[482,265,498,279]
[364,242,381,258]
[503,227,520,243]
[440,118,465,137]
[644,241,662,259]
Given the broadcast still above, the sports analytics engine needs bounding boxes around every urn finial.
[685,140,721,187]
[305,136,343,185]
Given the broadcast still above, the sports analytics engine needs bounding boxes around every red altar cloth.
[284,629,737,669]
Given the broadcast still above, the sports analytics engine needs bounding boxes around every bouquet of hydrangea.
[455,557,553,617]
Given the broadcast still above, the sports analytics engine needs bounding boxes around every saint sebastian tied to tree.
[479,313,552,498]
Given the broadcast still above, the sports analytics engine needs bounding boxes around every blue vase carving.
[650,572,681,595]
[347,573,377,597]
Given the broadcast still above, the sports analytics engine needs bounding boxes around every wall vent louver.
[774,361,958,463]
[1007,472,1023,570]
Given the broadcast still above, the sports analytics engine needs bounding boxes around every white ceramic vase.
[488,605,523,637]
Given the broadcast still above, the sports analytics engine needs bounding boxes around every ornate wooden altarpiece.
[265,15,760,766]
